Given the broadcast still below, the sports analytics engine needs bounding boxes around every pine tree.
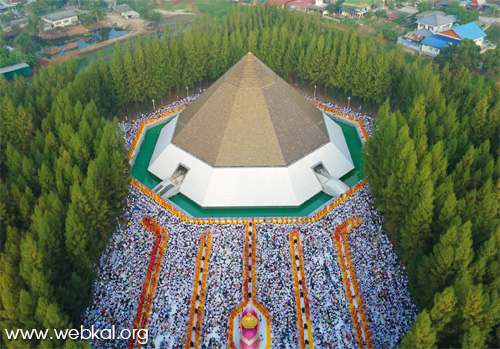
[417,221,473,304]
[334,31,349,90]
[363,100,398,201]
[65,183,92,272]
[182,28,198,89]
[352,38,371,99]
[326,35,340,90]
[401,310,437,349]
[247,30,258,54]
[133,36,147,102]
[383,124,418,246]
[208,32,222,80]
[167,39,182,94]
[344,30,358,92]
[13,105,35,155]
[143,35,157,100]
[258,27,272,65]
[109,41,127,107]
[276,24,289,75]
[461,325,486,348]
[469,95,490,147]
[268,25,280,72]
[399,156,434,260]
[123,41,137,103]
[219,31,231,74]
[369,53,391,104]
[430,286,457,335]
[0,226,22,337]
[151,35,164,99]
[308,35,326,85]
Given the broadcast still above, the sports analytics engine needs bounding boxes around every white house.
[43,9,80,29]
[416,14,457,34]
[421,22,488,56]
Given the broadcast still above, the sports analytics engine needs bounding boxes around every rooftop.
[421,36,450,49]
[307,3,328,10]
[0,62,29,74]
[342,0,382,8]
[404,28,434,41]
[171,53,330,167]
[452,21,487,40]
[391,6,419,15]
[416,14,456,27]
[416,10,446,18]
[267,0,315,7]
[113,4,134,13]
[43,9,79,22]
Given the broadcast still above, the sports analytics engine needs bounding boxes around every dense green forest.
[1,3,498,348]
[0,54,130,347]
[363,58,499,347]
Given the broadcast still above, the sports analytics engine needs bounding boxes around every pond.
[32,27,129,57]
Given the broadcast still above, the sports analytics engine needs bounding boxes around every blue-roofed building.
[397,20,494,57]
[452,22,487,42]
[397,29,434,52]
[421,36,451,56]
[420,22,489,57]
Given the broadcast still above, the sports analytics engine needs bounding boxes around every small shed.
[0,62,31,79]
[416,11,446,18]
[388,6,419,20]
[113,4,140,19]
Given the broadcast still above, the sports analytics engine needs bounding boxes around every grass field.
[75,44,117,70]
[195,0,236,18]
[485,23,500,44]
[163,2,192,11]
[75,35,143,70]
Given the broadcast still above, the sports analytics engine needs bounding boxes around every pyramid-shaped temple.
[148,53,354,207]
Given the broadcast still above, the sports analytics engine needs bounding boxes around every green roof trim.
[342,0,381,9]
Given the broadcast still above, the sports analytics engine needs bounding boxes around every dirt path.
[189,2,203,17]
[38,20,104,40]
[154,8,194,16]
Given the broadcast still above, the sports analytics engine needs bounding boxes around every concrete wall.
[129,113,179,168]
[325,111,366,146]
[421,44,440,56]
[398,37,422,51]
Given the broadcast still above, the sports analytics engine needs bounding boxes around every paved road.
[478,16,500,23]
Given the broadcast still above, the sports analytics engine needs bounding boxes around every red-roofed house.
[266,0,315,9]
[468,0,486,11]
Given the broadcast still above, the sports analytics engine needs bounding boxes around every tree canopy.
[363,57,499,348]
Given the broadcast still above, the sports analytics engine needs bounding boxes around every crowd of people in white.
[83,96,416,348]
[255,224,298,348]
[304,94,375,136]
[120,94,203,151]
[199,226,245,348]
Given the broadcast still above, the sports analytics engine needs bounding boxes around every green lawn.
[195,0,237,18]
[75,36,142,71]
[338,17,360,29]
[163,2,192,11]
[485,23,500,44]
